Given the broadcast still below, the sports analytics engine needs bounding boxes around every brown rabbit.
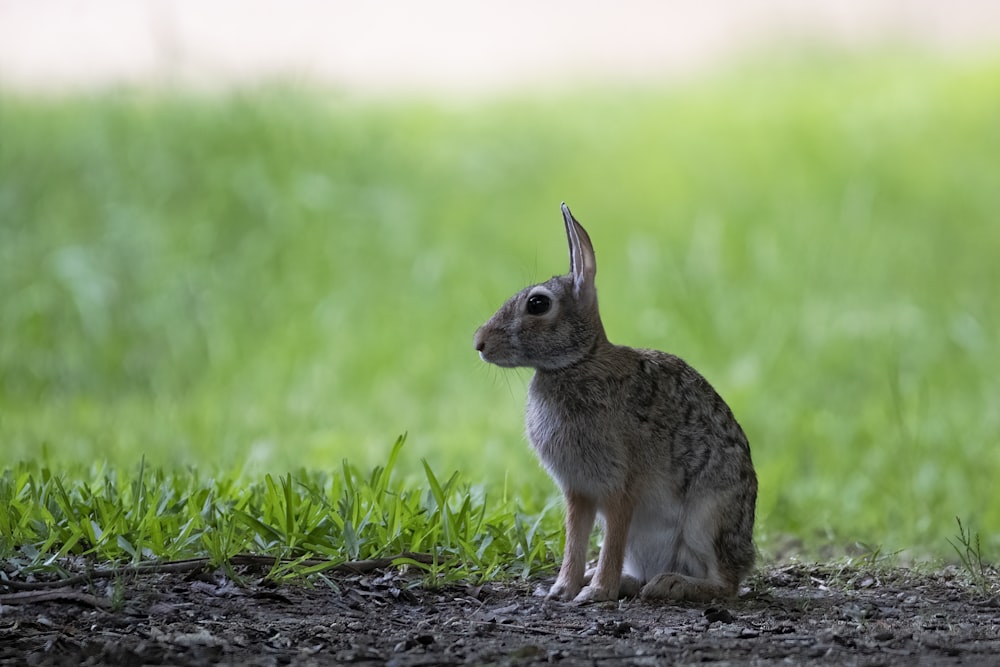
[474,203,757,603]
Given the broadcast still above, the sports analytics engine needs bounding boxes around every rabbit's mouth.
[474,329,520,368]
[479,352,519,368]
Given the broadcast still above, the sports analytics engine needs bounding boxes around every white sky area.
[1,0,999,94]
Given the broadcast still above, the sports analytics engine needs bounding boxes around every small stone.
[492,603,520,616]
[704,608,735,624]
[174,629,225,648]
[611,621,632,637]
[547,648,568,661]
[807,645,832,659]
[510,644,544,659]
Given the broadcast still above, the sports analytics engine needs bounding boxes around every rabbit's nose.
[475,339,485,352]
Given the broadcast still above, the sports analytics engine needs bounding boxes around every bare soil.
[2,560,999,666]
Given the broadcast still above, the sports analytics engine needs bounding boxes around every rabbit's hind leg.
[638,495,739,601]
[639,572,735,602]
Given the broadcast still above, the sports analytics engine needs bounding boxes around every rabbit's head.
[474,203,606,371]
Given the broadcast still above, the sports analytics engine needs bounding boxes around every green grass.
[1,436,560,583]
[2,50,1000,573]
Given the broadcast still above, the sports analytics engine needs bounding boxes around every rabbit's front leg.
[573,492,634,603]
[547,490,596,601]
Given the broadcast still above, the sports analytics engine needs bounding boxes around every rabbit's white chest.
[525,390,629,498]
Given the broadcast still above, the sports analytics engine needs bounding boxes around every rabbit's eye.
[526,294,551,315]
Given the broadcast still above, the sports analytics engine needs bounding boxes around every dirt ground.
[2,559,999,666]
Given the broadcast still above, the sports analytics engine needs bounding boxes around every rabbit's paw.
[640,573,688,600]
[641,573,722,602]
[572,584,617,605]
[546,579,582,601]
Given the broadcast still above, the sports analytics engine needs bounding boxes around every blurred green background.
[1,52,998,557]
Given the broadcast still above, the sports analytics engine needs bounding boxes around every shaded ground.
[2,561,999,666]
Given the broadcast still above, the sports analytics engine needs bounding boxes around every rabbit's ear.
[561,203,597,303]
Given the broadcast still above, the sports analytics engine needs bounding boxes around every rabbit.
[473,203,757,604]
